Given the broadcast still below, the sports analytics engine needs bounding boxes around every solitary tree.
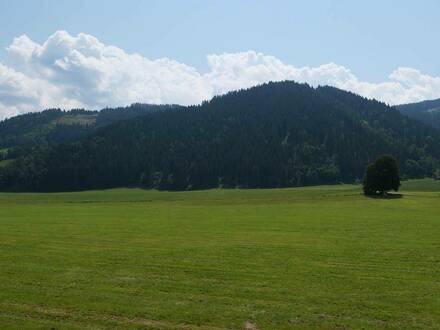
[363,155,400,196]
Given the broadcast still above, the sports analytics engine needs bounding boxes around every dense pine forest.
[396,98,440,129]
[0,104,179,150]
[0,81,439,191]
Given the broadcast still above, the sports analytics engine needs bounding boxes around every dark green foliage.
[96,103,179,127]
[0,104,180,150]
[363,155,400,195]
[0,149,7,161]
[396,98,440,129]
[1,81,440,192]
[434,169,440,180]
[0,109,68,148]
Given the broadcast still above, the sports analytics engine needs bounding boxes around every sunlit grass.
[0,179,439,329]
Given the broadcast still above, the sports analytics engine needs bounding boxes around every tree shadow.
[365,193,403,199]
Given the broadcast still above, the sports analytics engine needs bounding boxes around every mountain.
[1,81,439,191]
[396,99,440,129]
[0,103,180,153]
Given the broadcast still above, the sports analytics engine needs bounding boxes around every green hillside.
[1,82,439,192]
[397,98,440,129]
[0,104,180,150]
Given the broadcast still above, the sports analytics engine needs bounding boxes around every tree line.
[0,81,439,191]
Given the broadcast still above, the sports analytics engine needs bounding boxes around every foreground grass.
[0,180,439,329]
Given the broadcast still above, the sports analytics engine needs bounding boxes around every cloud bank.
[1,31,440,119]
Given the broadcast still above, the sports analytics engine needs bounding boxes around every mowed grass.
[0,181,439,329]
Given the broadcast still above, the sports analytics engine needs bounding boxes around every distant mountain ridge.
[0,103,180,150]
[396,98,440,129]
[0,81,439,191]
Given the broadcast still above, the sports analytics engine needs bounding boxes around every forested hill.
[396,98,440,129]
[0,103,180,150]
[1,81,439,191]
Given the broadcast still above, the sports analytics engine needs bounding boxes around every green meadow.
[0,180,439,329]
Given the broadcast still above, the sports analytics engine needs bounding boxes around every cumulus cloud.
[1,30,440,119]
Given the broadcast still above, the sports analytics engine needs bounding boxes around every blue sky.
[0,0,439,118]
[2,0,439,81]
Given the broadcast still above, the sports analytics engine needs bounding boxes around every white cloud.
[1,31,440,119]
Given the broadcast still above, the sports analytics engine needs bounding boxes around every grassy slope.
[0,159,13,168]
[0,180,439,329]
[55,114,97,126]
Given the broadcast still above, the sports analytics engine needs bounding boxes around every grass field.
[0,180,439,329]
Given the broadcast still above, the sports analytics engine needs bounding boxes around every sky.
[1,0,440,119]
